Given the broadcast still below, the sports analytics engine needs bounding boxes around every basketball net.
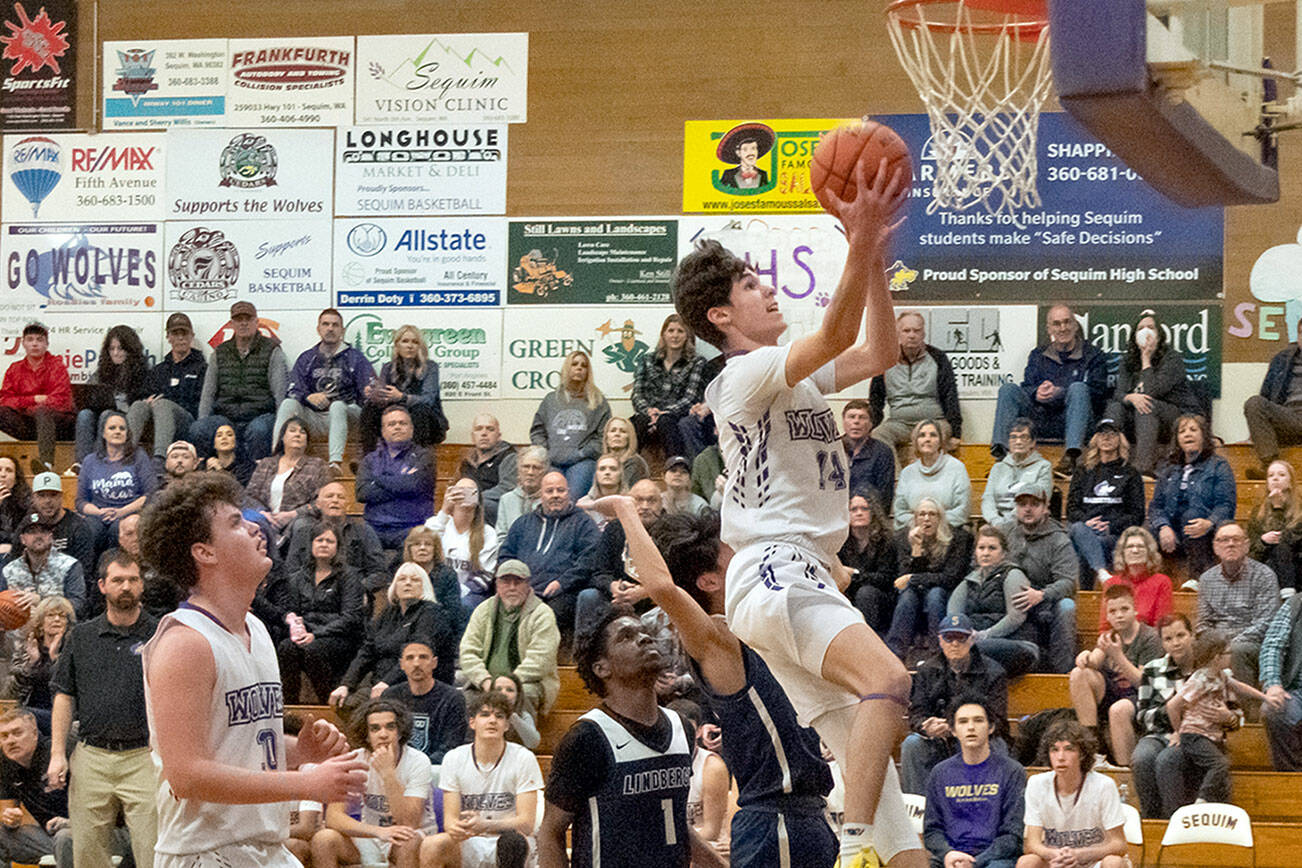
[886,0,1053,226]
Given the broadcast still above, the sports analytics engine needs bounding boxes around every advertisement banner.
[0,223,162,313]
[355,33,528,124]
[341,308,501,399]
[102,38,227,129]
[335,124,507,216]
[901,306,1041,400]
[165,128,333,220]
[226,37,354,127]
[0,310,164,385]
[682,118,850,214]
[163,220,332,311]
[333,217,505,307]
[0,0,75,130]
[506,219,677,305]
[2,132,166,223]
[188,308,313,363]
[1227,223,1302,363]
[501,305,675,399]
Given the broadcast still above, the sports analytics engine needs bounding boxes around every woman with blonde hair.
[425,476,499,612]
[892,418,971,530]
[1066,417,1146,588]
[11,595,74,726]
[1099,526,1173,629]
[577,453,628,528]
[884,496,973,659]
[631,313,708,458]
[1247,459,1302,593]
[601,416,649,487]
[529,349,611,495]
[359,323,448,453]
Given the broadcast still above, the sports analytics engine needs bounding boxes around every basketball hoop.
[886,0,1053,225]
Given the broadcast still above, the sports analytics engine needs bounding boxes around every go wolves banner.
[0,0,76,129]
[1,222,162,313]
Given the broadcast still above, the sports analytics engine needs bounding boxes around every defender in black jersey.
[538,608,726,868]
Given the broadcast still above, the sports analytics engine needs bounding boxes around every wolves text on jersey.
[224,681,284,726]
[783,408,838,443]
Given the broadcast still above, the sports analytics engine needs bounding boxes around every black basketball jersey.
[569,707,692,868]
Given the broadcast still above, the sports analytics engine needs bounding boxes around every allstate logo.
[219,133,278,189]
[168,227,240,302]
[346,223,386,257]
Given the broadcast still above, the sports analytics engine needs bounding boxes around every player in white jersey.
[672,155,923,868]
[139,472,368,868]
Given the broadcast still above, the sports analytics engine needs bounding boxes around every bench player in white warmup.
[672,156,924,868]
[139,472,368,868]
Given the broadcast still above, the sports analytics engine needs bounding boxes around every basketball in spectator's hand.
[0,588,32,630]
[810,120,913,218]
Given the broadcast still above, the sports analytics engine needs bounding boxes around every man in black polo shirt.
[47,550,157,868]
[0,707,70,867]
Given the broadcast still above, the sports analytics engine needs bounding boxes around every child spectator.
[490,673,540,750]
[1246,459,1302,594]
[1069,584,1161,739]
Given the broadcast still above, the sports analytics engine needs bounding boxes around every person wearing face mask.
[1103,310,1201,477]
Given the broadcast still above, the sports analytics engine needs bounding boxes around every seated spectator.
[0,323,73,474]
[9,595,74,727]
[191,301,288,463]
[73,325,149,470]
[498,472,600,637]
[19,473,92,578]
[1259,592,1302,771]
[0,456,31,560]
[332,563,460,704]
[1104,311,1201,476]
[669,698,729,850]
[1244,315,1302,479]
[992,304,1107,479]
[530,350,611,497]
[356,405,436,550]
[1158,629,1268,817]
[893,418,971,530]
[1195,522,1279,694]
[572,479,664,637]
[1,514,84,617]
[982,416,1052,534]
[381,640,467,768]
[359,323,448,455]
[689,429,724,512]
[900,615,1008,794]
[285,481,389,598]
[160,440,198,487]
[662,455,709,517]
[425,477,499,613]
[576,454,628,528]
[842,399,895,509]
[75,410,156,556]
[840,491,899,633]
[601,417,649,488]
[869,310,962,460]
[1066,418,1145,588]
[1016,720,1128,868]
[0,707,71,868]
[948,525,1040,677]
[202,421,253,486]
[460,560,561,719]
[400,527,466,621]
[495,446,548,537]
[103,513,176,620]
[458,414,516,527]
[419,691,543,868]
[244,416,330,546]
[1147,413,1234,577]
[1098,527,1173,630]
[310,699,432,868]
[275,308,375,473]
[271,521,365,703]
[127,312,205,465]
[631,314,708,459]
[1111,613,1194,817]
[885,497,973,659]
[1006,481,1079,674]
[491,673,540,750]
[923,696,1025,868]
[1246,459,1302,594]
[1069,584,1161,737]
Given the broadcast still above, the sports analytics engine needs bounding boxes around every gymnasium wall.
[2,0,1299,446]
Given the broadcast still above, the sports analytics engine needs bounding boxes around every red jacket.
[0,354,74,412]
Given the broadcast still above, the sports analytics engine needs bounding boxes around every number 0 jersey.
[143,605,288,855]
[706,344,849,565]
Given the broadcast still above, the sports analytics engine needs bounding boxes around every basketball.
[809,121,913,218]
[0,589,30,631]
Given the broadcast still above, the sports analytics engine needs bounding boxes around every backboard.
[1047,0,1293,207]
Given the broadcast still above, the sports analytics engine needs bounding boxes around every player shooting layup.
[138,473,368,868]
[672,157,924,868]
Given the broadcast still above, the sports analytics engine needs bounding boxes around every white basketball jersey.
[706,345,849,564]
[144,606,288,855]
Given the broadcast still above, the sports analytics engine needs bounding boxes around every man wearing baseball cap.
[1006,480,1080,673]
[189,302,288,463]
[16,472,95,579]
[127,313,207,469]
[0,512,85,616]
[900,613,1009,794]
[662,456,708,517]
[161,440,198,486]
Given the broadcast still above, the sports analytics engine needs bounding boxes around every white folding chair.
[1120,802,1144,866]
[1157,802,1254,868]
[900,792,926,838]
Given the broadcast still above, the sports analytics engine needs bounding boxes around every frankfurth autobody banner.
[226,37,354,127]
[102,38,228,129]
[163,220,332,311]
[165,128,333,220]
[2,132,165,223]
[1,223,162,313]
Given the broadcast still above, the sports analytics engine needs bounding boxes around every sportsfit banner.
[0,0,76,130]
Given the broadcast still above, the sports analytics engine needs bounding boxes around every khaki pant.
[69,743,157,868]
